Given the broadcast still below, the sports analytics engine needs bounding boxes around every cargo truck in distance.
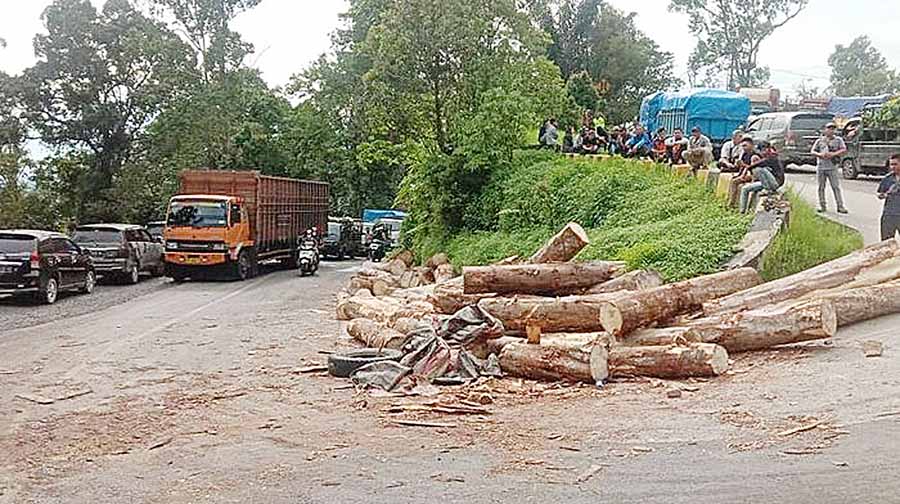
[163,171,329,282]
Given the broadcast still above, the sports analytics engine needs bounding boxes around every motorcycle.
[297,239,320,276]
[367,239,387,262]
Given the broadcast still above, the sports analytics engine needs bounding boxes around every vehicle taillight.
[30,251,41,270]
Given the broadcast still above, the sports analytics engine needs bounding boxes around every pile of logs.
[336,222,900,386]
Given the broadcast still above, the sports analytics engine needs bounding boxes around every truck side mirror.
[230,204,242,225]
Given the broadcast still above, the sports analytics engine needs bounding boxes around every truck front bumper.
[165,252,228,267]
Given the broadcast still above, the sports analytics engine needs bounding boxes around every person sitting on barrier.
[562,127,575,153]
[651,127,669,162]
[581,128,602,155]
[684,126,714,174]
[625,124,652,158]
[718,129,744,172]
[665,128,689,164]
[736,138,782,213]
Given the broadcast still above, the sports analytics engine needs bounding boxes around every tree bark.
[599,268,762,336]
[809,280,900,327]
[497,338,726,382]
[529,222,590,263]
[624,301,838,353]
[585,270,664,295]
[463,261,626,296]
[608,344,729,378]
[478,293,626,334]
[346,319,408,350]
[336,289,435,324]
[703,239,900,317]
[429,277,496,315]
[498,338,609,383]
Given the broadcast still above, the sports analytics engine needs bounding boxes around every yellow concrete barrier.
[697,169,709,185]
[706,169,721,191]
[716,173,735,198]
[674,164,691,177]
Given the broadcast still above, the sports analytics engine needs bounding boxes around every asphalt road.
[2,249,900,502]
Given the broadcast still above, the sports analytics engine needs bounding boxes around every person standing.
[541,118,559,150]
[811,123,849,214]
[877,154,900,240]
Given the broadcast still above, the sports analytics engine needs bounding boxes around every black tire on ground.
[234,250,253,281]
[327,348,403,378]
[80,271,96,294]
[35,276,59,305]
[124,263,140,285]
[842,159,858,180]
[171,273,187,283]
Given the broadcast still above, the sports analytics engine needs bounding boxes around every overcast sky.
[2,0,899,97]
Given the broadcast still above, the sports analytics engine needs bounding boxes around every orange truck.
[163,170,329,281]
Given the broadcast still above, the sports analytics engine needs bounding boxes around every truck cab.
[163,195,253,281]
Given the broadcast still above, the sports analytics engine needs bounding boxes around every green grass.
[417,155,753,282]
[759,192,864,281]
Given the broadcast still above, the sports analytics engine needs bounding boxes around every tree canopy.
[828,36,900,97]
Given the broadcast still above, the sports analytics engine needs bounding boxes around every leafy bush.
[760,192,864,281]
[412,155,752,281]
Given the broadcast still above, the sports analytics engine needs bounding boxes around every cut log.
[608,344,728,378]
[371,279,395,297]
[599,268,762,336]
[385,259,408,277]
[346,319,408,350]
[526,324,542,344]
[585,270,664,295]
[497,338,725,382]
[498,338,609,383]
[478,293,626,333]
[529,222,590,264]
[469,333,609,359]
[434,264,456,284]
[818,280,900,327]
[336,289,435,324]
[414,266,436,285]
[685,300,837,353]
[428,277,496,314]
[392,317,433,335]
[625,301,838,353]
[703,239,900,317]
[463,261,627,296]
[425,253,450,269]
[394,249,415,268]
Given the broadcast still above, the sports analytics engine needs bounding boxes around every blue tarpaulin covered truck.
[640,89,752,149]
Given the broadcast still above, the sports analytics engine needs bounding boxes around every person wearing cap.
[877,153,900,240]
[718,129,744,172]
[684,126,713,174]
[811,123,849,214]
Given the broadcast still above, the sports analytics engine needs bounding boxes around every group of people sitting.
[539,113,786,214]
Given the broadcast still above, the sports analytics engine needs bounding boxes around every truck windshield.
[0,235,36,254]
[73,228,124,244]
[167,201,228,228]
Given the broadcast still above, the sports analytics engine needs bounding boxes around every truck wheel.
[235,251,253,281]
[35,276,59,305]
[842,159,858,180]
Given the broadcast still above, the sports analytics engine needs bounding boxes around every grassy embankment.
[759,191,864,281]
[411,153,864,282]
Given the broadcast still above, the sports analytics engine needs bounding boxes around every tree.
[20,0,194,221]
[537,1,680,124]
[567,71,600,112]
[150,0,260,84]
[828,36,900,96]
[670,0,807,90]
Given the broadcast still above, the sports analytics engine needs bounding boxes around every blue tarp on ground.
[827,95,893,118]
[640,89,751,143]
[362,209,408,223]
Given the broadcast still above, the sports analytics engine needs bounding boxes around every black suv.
[0,230,96,304]
[72,224,165,284]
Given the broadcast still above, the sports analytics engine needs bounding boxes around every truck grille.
[166,241,226,252]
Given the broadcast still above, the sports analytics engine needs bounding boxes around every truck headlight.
[212,242,227,251]
[166,241,178,250]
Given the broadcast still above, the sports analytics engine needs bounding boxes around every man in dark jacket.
[877,154,900,240]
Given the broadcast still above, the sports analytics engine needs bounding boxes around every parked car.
[145,221,165,242]
[840,118,900,179]
[0,230,95,304]
[746,112,834,163]
[72,224,164,284]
